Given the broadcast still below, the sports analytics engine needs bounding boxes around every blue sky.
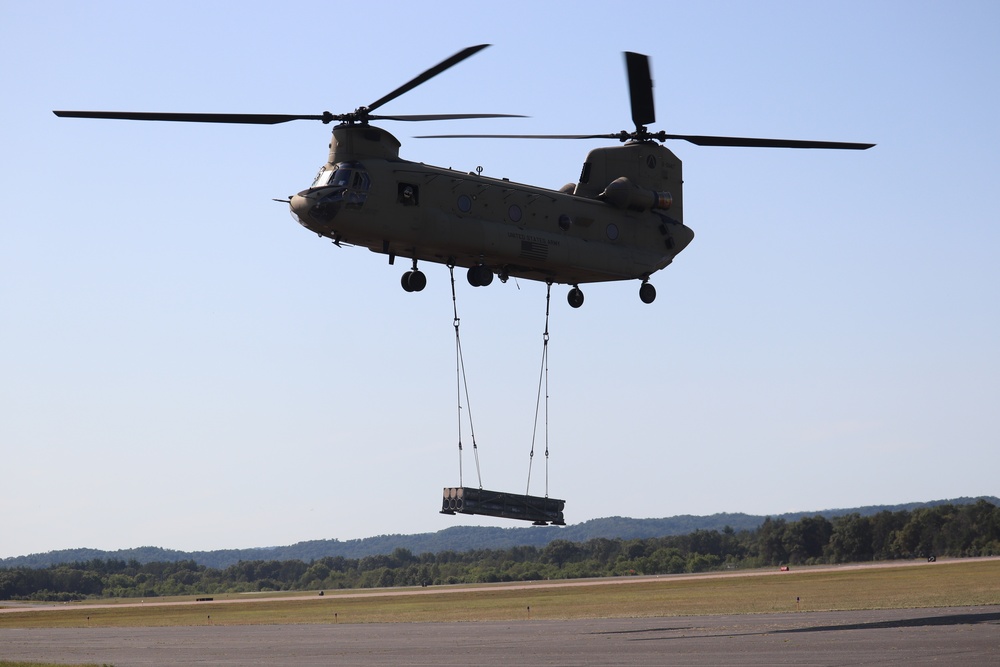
[2,1,998,558]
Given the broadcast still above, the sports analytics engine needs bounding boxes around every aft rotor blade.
[416,131,874,150]
[625,52,655,129]
[53,110,330,124]
[366,44,491,113]
[415,133,621,139]
[662,134,875,149]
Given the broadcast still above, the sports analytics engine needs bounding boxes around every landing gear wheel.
[467,265,494,287]
[401,270,426,292]
[567,286,585,309]
[639,282,656,304]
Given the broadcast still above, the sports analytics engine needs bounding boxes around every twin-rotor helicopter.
[54,45,873,308]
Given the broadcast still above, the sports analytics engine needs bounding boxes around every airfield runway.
[1,605,998,666]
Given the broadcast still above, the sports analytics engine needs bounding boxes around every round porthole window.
[458,195,472,212]
[606,223,619,240]
[508,204,522,222]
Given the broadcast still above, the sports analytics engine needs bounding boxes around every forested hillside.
[2,499,997,601]
[5,497,994,570]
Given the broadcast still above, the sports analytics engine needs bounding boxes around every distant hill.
[5,496,996,570]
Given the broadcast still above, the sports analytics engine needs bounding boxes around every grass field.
[1,559,997,629]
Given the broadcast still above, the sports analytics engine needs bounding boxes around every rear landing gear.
[567,286,585,308]
[639,281,656,304]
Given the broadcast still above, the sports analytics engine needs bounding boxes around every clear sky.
[2,1,998,558]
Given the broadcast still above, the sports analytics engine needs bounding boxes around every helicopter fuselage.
[290,124,694,290]
[54,45,870,308]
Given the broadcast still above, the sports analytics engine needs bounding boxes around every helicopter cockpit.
[293,161,371,227]
[311,161,371,201]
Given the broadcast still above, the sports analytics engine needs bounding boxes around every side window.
[337,162,369,208]
[397,183,419,206]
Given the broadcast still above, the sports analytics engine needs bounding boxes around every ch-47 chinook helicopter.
[54,45,873,308]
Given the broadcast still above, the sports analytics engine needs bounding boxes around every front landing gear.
[639,281,656,304]
[401,270,426,292]
[401,259,426,292]
[567,286,585,309]
[467,264,494,287]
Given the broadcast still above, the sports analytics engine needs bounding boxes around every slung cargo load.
[441,487,566,525]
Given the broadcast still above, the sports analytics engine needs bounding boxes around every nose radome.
[290,193,313,224]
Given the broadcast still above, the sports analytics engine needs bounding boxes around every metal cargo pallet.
[440,487,565,525]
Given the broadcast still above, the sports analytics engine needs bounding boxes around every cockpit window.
[318,161,370,208]
[329,162,369,189]
[311,168,333,188]
[311,162,371,191]
[330,167,353,187]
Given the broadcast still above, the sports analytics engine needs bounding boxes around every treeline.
[7,497,996,570]
[3,501,997,602]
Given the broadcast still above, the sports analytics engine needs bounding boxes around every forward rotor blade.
[625,52,655,130]
[366,44,491,114]
[374,113,527,122]
[662,134,875,150]
[53,110,330,124]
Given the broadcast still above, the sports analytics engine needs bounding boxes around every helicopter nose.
[289,192,313,225]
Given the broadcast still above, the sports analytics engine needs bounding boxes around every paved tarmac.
[1,605,998,666]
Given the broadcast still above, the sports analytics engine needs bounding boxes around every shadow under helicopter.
[602,610,1000,642]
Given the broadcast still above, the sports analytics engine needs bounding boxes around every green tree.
[783,516,833,564]
[542,540,581,568]
[827,514,874,563]
[754,518,789,565]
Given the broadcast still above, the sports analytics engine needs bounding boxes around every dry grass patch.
[1,559,996,628]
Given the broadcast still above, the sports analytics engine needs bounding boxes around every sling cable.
[440,266,565,525]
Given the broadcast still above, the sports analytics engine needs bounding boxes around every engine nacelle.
[598,177,672,212]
